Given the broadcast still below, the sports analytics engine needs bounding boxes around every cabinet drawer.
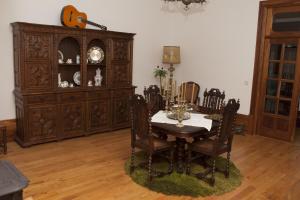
[60,92,85,102]
[88,91,110,100]
[27,94,56,104]
[112,89,132,98]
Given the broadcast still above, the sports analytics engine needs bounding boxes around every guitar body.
[61,5,87,28]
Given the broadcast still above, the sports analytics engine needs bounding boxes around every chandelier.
[163,0,207,10]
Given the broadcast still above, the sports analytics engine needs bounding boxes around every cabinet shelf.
[87,63,105,66]
[59,63,81,66]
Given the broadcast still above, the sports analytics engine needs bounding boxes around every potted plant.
[154,66,168,94]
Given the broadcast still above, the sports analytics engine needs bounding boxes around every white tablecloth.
[151,110,212,131]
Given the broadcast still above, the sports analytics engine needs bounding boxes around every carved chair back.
[179,82,200,104]
[144,85,164,116]
[214,99,240,153]
[202,88,225,114]
[131,94,153,147]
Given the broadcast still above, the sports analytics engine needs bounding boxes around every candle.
[191,83,195,104]
[180,82,183,103]
[174,81,177,101]
[184,82,187,103]
[171,81,174,100]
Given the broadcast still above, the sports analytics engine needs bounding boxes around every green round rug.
[125,151,242,197]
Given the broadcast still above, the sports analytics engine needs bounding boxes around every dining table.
[151,110,215,173]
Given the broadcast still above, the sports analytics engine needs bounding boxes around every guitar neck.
[84,19,107,30]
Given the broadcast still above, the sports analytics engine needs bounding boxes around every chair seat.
[135,136,171,152]
[191,139,228,156]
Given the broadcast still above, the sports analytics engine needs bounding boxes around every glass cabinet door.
[264,42,296,116]
[260,40,299,141]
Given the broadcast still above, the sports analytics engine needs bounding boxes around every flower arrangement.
[154,66,168,94]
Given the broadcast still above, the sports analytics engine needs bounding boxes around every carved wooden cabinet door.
[23,32,53,91]
[60,102,85,138]
[87,100,111,131]
[110,39,132,87]
[59,92,86,138]
[27,105,57,143]
[112,89,132,129]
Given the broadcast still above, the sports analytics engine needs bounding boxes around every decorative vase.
[94,68,103,86]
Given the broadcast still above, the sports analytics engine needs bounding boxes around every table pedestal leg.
[176,138,186,173]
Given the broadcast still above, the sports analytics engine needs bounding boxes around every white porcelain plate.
[58,50,63,59]
[73,71,80,85]
[87,46,104,64]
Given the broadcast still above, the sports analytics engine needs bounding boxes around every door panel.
[258,39,299,141]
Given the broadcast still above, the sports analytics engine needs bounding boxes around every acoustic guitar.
[61,5,107,30]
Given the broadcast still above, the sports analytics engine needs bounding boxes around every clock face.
[87,46,104,64]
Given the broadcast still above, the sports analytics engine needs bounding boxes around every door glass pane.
[264,98,276,114]
[284,44,297,61]
[278,100,291,116]
[282,63,296,80]
[280,82,293,98]
[266,80,278,96]
[268,62,280,78]
[273,12,300,32]
[269,44,282,60]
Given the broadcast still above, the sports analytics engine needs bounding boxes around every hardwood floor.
[1,129,300,200]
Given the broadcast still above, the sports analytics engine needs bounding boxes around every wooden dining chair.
[186,99,240,186]
[143,85,165,116]
[194,88,225,141]
[143,85,168,140]
[177,82,200,105]
[130,94,174,182]
[199,88,225,114]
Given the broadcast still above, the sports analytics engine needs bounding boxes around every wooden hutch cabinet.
[12,22,135,147]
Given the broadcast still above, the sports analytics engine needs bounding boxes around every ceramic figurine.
[58,73,62,87]
[88,80,93,87]
[61,81,69,88]
[66,58,72,64]
[76,55,80,64]
[94,68,102,86]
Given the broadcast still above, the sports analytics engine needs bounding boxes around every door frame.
[250,0,300,141]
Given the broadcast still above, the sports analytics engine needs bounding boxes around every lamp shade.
[162,46,180,64]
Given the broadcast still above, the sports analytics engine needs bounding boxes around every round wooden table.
[151,122,209,173]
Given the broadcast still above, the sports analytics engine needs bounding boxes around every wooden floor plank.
[1,129,300,200]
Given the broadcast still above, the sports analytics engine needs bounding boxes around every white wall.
[166,0,261,114]
[0,0,260,120]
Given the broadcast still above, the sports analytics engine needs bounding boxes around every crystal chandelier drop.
[163,0,207,10]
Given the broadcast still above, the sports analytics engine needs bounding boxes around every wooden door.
[258,39,300,141]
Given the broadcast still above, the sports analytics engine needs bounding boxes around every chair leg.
[210,159,216,186]
[226,151,230,178]
[130,147,135,174]
[148,153,153,182]
[2,128,7,155]
[186,146,191,175]
[168,146,174,174]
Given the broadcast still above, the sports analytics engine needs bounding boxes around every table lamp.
[162,46,180,102]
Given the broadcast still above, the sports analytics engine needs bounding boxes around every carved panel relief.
[25,63,52,89]
[24,34,51,60]
[28,106,56,141]
[61,103,84,133]
[88,100,110,130]
[113,97,130,126]
[112,64,129,86]
[113,40,129,61]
